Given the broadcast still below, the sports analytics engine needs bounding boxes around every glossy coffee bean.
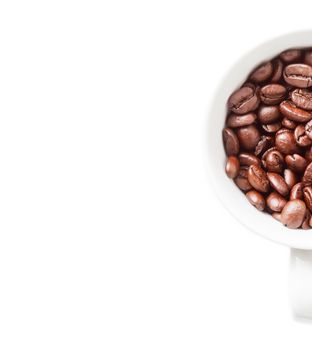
[267,172,289,196]
[234,168,252,191]
[275,128,299,154]
[305,120,312,140]
[302,210,312,229]
[236,125,260,151]
[304,51,312,66]
[260,84,286,105]
[247,165,269,192]
[223,128,239,156]
[284,168,297,189]
[283,64,312,88]
[238,153,261,166]
[262,148,284,173]
[266,192,287,212]
[245,190,265,211]
[285,154,307,173]
[228,86,259,115]
[279,100,312,122]
[303,186,312,211]
[262,122,281,133]
[303,162,312,185]
[281,117,297,129]
[225,156,240,178]
[290,89,312,110]
[249,61,273,83]
[271,59,283,83]
[281,199,306,228]
[258,105,280,124]
[290,182,304,200]
[294,124,312,147]
[280,49,302,63]
[226,113,257,128]
[254,136,273,156]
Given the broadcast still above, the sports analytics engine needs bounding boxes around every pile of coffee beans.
[223,48,312,229]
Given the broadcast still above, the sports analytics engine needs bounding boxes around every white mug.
[207,30,312,320]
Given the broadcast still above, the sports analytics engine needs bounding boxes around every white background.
[1,0,312,349]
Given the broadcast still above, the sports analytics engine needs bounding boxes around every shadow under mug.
[207,30,312,320]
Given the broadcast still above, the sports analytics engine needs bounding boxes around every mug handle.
[290,249,312,319]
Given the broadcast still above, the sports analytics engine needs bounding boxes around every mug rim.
[206,29,312,250]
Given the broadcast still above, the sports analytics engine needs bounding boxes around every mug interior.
[207,30,312,250]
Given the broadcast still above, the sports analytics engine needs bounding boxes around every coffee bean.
[262,122,281,133]
[281,117,297,129]
[247,165,269,192]
[275,128,299,154]
[302,210,312,229]
[272,212,282,222]
[281,199,306,228]
[238,153,261,166]
[303,186,312,211]
[234,167,252,191]
[303,162,312,185]
[267,172,289,196]
[290,182,304,200]
[236,125,261,151]
[254,135,273,156]
[284,168,297,189]
[271,59,283,83]
[246,190,265,211]
[304,51,312,66]
[223,128,239,155]
[225,156,240,178]
[290,89,312,110]
[226,113,257,128]
[260,84,286,105]
[279,100,312,122]
[266,192,287,212]
[294,124,312,147]
[285,154,307,173]
[262,148,284,173]
[284,64,312,88]
[249,61,273,83]
[280,49,302,63]
[305,120,312,140]
[258,105,280,124]
[306,146,312,162]
[228,86,259,114]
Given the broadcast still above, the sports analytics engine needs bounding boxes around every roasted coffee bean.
[226,113,257,128]
[303,162,312,185]
[275,128,299,154]
[306,146,312,162]
[302,210,312,229]
[262,148,284,173]
[281,199,306,228]
[305,120,312,140]
[246,190,265,211]
[281,117,297,129]
[290,89,312,110]
[279,100,312,122]
[254,135,273,156]
[267,172,289,196]
[238,153,261,166]
[258,105,280,124]
[294,124,312,147]
[266,192,287,212]
[304,51,312,66]
[303,186,312,211]
[223,128,239,155]
[272,212,282,222]
[236,125,260,151]
[284,168,297,189]
[234,167,252,191]
[225,156,240,178]
[290,182,304,200]
[260,84,286,105]
[262,122,281,133]
[285,154,307,173]
[249,61,273,83]
[228,86,259,114]
[280,49,302,63]
[271,59,283,83]
[247,165,269,192]
[283,64,312,88]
